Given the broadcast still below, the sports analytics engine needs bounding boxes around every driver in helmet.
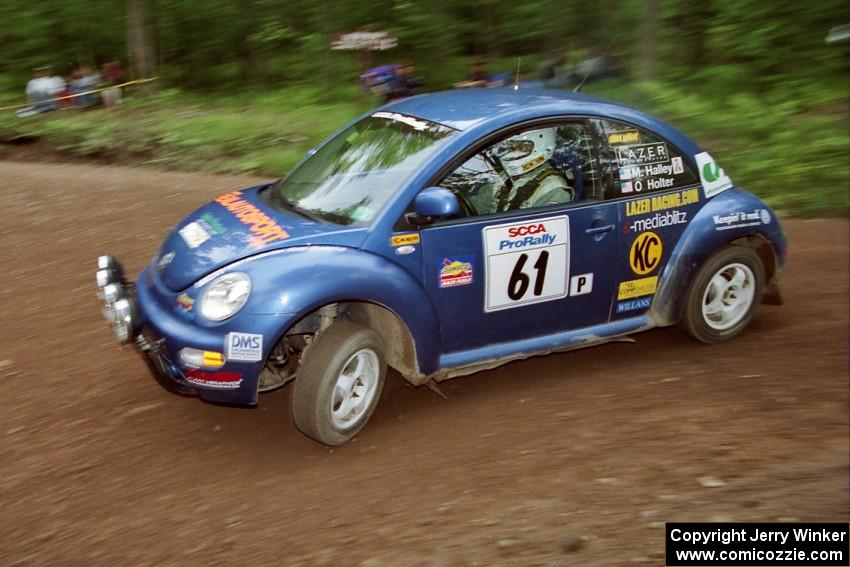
[488,128,574,212]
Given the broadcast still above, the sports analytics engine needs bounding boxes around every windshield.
[269,112,456,225]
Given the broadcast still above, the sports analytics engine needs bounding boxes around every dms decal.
[713,208,771,231]
[629,232,662,276]
[625,188,700,217]
[215,191,289,248]
[616,296,652,313]
[225,332,263,362]
[483,216,569,312]
[439,256,474,288]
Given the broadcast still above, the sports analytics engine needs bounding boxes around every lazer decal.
[695,151,733,198]
[618,276,659,300]
[391,233,420,247]
[625,188,700,217]
[608,130,640,145]
[439,256,474,288]
[616,143,668,167]
[713,208,771,231]
[626,210,688,233]
[225,332,263,362]
[629,232,662,276]
[215,191,289,248]
[483,216,569,312]
[616,297,653,313]
[178,221,210,249]
[569,273,593,296]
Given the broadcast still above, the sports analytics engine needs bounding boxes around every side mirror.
[411,187,459,224]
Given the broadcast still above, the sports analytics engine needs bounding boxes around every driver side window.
[440,122,599,217]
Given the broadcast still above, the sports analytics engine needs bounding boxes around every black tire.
[292,321,386,446]
[678,245,765,344]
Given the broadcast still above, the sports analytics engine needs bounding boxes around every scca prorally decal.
[625,188,700,217]
[483,216,569,312]
[215,191,289,248]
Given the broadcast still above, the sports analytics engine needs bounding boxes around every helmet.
[490,128,557,178]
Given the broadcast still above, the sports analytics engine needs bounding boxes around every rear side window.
[592,119,698,200]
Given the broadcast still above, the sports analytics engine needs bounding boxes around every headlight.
[199,272,251,321]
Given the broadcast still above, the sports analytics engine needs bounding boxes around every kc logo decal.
[629,231,662,275]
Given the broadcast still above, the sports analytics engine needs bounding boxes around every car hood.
[154,185,368,291]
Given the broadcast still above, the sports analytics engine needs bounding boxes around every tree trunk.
[128,0,156,86]
[640,0,658,82]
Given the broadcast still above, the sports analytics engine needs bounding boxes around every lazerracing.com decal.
[626,188,700,217]
[483,216,569,312]
[215,191,289,248]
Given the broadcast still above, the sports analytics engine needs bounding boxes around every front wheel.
[292,321,386,446]
[678,246,765,343]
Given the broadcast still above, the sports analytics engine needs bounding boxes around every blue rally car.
[97,89,786,445]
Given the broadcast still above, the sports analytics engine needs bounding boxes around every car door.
[589,119,704,319]
[417,121,621,355]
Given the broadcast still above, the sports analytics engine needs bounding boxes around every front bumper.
[96,255,281,406]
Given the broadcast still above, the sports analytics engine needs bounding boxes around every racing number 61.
[508,250,549,300]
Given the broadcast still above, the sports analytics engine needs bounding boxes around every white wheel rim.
[331,348,380,431]
[701,262,756,331]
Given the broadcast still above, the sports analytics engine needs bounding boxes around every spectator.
[18,66,61,116]
[384,61,422,103]
[69,65,101,108]
[454,58,491,89]
[101,60,123,107]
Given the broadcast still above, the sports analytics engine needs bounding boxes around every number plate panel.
[483,216,570,312]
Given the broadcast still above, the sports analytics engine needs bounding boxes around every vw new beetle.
[97,89,787,446]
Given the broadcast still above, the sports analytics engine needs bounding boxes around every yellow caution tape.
[1,77,159,112]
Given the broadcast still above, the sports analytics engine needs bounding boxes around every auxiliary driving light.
[111,297,135,344]
[179,348,226,369]
[96,255,125,290]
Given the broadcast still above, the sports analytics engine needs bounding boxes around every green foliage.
[0,1,847,216]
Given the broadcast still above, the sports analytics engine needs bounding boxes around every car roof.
[384,88,630,130]
[384,87,702,156]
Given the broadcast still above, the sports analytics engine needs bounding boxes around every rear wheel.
[679,246,765,343]
[292,321,386,446]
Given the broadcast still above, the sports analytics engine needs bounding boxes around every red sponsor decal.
[185,368,243,389]
[214,191,289,248]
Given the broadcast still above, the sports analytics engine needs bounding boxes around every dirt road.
[1,161,847,566]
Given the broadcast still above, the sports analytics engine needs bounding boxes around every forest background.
[0,0,847,215]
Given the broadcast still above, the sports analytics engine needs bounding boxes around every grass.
[1,76,847,217]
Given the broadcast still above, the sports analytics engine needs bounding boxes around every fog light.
[96,268,114,289]
[180,348,225,369]
[101,283,121,306]
[111,298,134,344]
